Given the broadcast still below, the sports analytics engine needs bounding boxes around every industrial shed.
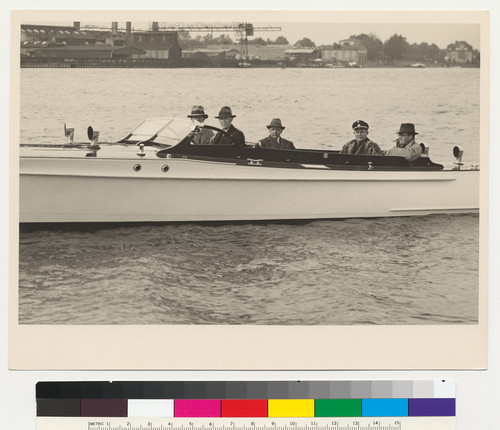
[32,45,146,59]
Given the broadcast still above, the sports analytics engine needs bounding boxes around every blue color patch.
[362,399,409,417]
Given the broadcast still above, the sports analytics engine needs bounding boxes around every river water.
[18,67,480,325]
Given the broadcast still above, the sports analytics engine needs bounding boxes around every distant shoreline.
[20,59,480,69]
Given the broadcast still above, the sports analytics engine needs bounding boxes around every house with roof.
[284,47,318,62]
[446,41,474,64]
[320,37,368,65]
[127,31,182,60]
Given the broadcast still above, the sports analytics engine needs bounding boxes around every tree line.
[345,33,479,64]
[178,31,479,64]
[178,33,290,49]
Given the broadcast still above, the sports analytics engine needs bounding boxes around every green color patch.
[315,399,362,417]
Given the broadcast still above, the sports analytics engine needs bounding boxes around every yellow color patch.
[268,399,315,417]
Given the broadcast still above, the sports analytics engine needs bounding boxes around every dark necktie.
[214,129,228,145]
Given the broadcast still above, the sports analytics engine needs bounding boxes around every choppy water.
[18,67,480,325]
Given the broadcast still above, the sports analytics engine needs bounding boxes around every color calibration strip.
[37,398,455,418]
[36,380,455,418]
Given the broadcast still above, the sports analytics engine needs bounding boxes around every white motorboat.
[19,117,480,223]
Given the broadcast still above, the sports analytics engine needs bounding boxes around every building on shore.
[21,23,97,45]
[446,41,474,65]
[247,44,290,60]
[22,23,477,68]
[127,30,181,60]
[20,22,181,63]
[182,48,239,60]
[31,45,146,60]
[284,47,318,62]
[196,43,290,61]
[320,38,368,66]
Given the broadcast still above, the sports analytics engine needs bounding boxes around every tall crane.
[155,22,282,59]
[80,22,282,59]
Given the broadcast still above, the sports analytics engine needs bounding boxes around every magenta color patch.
[174,399,221,417]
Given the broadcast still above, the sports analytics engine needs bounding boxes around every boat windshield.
[124,117,193,145]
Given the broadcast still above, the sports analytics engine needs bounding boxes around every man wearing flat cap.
[187,105,214,145]
[257,118,295,150]
[341,120,383,155]
[210,106,245,146]
[385,123,423,162]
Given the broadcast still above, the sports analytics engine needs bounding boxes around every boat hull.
[19,155,480,223]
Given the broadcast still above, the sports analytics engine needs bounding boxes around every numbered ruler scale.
[37,417,455,430]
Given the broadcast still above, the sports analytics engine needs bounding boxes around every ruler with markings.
[37,417,455,430]
[37,417,456,430]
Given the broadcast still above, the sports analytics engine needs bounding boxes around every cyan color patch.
[362,399,408,417]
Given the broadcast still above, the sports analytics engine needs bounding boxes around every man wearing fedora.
[187,105,214,145]
[385,123,423,162]
[341,120,383,155]
[257,118,295,150]
[210,106,245,146]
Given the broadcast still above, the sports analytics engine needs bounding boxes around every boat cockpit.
[24,117,476,172]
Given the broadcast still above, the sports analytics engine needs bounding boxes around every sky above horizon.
[266,22,480,49]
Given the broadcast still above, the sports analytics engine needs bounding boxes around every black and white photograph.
[10,9,488,369]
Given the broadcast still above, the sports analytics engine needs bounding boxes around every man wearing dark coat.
[210,106,245,146]
[341,120,383,155]
[257,118,295,149]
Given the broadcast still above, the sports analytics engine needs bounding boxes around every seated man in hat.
[187,105,214,145]
[385,123,423,162]
[341,120,383,155]
[256,118,295,149]
[210,106,245,146]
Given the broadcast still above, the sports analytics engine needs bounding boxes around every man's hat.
[267,118,285,129]
[187,105,208,119]
[397,123,419,135]
[215,106,236,118]
[352,120,369,130]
